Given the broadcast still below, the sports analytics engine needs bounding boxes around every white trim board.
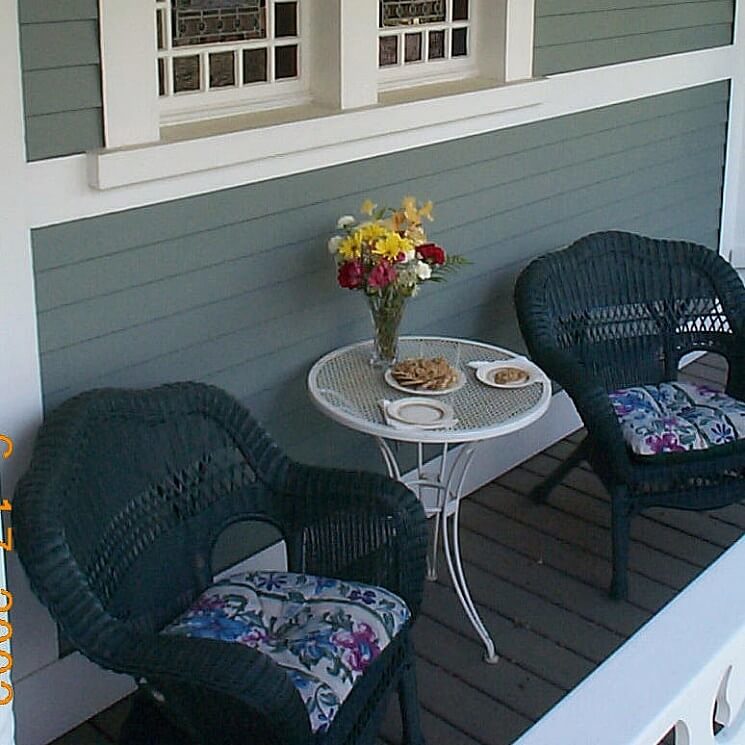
[720,0,745,269]
[0,0,52,720]
[99,0,534,151]
[26,43,735,228]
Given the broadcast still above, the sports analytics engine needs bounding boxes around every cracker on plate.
[391,357,458,390]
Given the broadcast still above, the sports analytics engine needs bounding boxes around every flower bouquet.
[328,196,468,367]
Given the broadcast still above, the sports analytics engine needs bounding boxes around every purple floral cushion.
[609,382,745,455]
[162,571,410,733]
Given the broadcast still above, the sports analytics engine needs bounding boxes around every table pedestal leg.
[427,512,441,582]
[375,437,499,664]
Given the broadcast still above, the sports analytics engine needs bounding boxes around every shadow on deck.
[51,354,741,745]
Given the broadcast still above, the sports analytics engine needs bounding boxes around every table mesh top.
[311,338,548,438]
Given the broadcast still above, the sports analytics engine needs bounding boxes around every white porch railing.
[513,535,745,745]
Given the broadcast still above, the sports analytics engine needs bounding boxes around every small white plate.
[385,398,456,427]
[474,359,537,389]
[384,367,466,396]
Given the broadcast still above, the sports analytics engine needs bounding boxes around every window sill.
[88,77,543,191]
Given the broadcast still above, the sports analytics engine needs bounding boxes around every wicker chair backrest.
[517,231,745,391]
[14,383,290,639]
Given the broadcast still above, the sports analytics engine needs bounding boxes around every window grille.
[156,0,300,103]
[378,0,470,69]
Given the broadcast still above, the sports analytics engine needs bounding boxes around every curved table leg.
[374,436,499,663]
[440,444,499,664]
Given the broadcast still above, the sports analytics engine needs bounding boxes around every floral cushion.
[609,382,745,455]
[162,571,410,733]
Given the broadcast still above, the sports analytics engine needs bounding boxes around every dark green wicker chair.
[515,231,745,599]
[14,382,428,744]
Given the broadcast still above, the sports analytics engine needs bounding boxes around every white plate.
[385,398,456,427]
[474,359,537,389]
[384,367,466,396]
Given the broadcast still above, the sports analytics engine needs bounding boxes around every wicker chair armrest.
[538,350,632,483]
[118,632,312,745]
[281,463,428,618]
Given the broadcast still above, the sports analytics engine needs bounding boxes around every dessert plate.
[384,367,466,396]
[474,359,538,389]
[384,398,456,427]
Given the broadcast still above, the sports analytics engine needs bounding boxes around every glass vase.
[367,292,406,368]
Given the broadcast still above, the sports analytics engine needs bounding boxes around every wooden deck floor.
[51,355,742,745]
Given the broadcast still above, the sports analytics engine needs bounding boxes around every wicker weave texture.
[14,382,427,744]
[515,231,745,598]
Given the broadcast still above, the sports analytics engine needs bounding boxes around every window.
[378,0,476,91]
[155,0,308,124]
[95,1,536,180]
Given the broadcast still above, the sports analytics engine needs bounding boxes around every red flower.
[367,260,397,289]
[417,243,446,264]
[338,260,364,289]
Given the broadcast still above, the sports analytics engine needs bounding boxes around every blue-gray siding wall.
[31,82,730,473]
[534,0,735,75]
[18,0,104,161]
[16,2,734,160]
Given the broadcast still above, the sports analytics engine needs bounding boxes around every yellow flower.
[357,222,388,244]
[360,199,377,216]
[406,224,427,246]
[402,195,419,224]
[373,232,414,261]
[337,234,362,260]
[419,200,434,221]
[338,223,387,259]
[390,210,406,232]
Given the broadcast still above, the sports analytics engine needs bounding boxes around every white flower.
[327,235,343,254]
[403,248,416,262]
[336,215,356,229]
[415,260,432,280]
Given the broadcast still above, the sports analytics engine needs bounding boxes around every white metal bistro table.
[307,336,552,663]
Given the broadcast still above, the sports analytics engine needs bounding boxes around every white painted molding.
[310,0,342,109]
[720,2,745,266]
[339,0,378,109]
[504,0,535,82]
[87,79,543,190]
[87,44,733,193]
[98,0,160,149]
[25,43,733,226]
[0,2,41,741]
[0,0,56,704]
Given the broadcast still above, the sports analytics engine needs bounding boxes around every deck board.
[49,357,743,745]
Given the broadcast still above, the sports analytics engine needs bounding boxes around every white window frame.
[94,0,535,184]
[156,0,311,126]
[377,0,478,92]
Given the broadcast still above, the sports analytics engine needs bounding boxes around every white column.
[720,1,745,267]
[98,0,160,148]
[0,1,49,740]
[504,0,536,82]
[475,0,535,84]
[311,0,378,110]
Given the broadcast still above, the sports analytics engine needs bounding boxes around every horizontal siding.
[23,65,102,116]
[32,82,729,472]
[534,0,734,75]
[18,2,103,160]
